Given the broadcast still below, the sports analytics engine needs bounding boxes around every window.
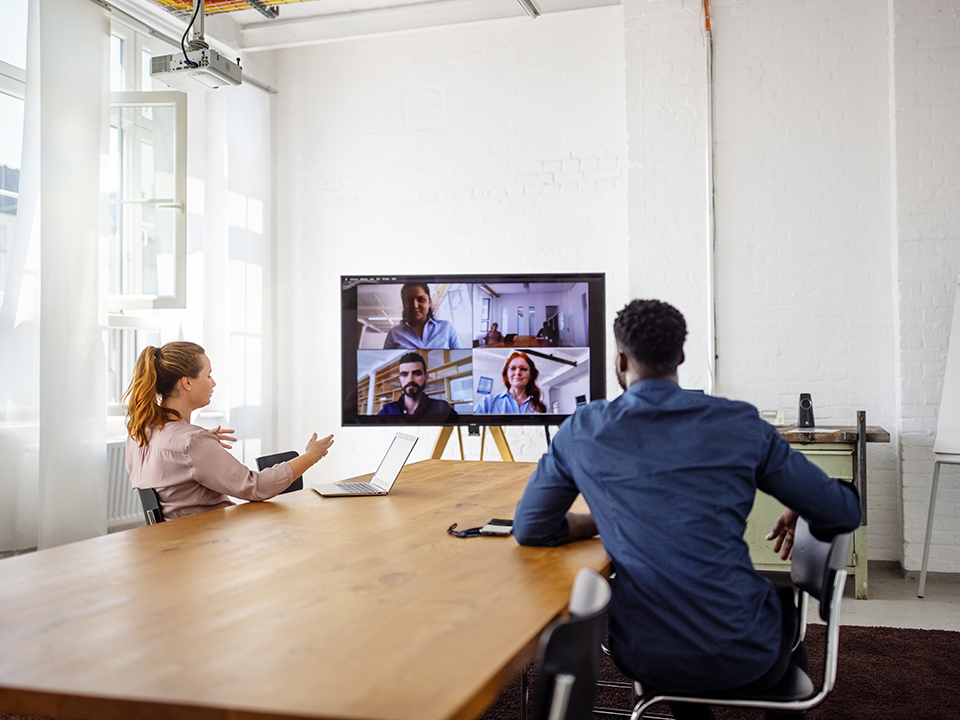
[480,297,490,333]
[0,0,27,307]
[105,23,185,419]
[106,321,161,414]
[107,25,186,311]
[0,85,23,298]
[107,91,186,309]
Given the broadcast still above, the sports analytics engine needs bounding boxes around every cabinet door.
[744,444,854,570]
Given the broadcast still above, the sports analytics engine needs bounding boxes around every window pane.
[111,102,179,299]
[140,49,152,91]
[140,49,152,118]
[0,92,23,300]
[108,124,121,294]
[107,327,160,408]
[110,35,124,92]
[0,0,28,69]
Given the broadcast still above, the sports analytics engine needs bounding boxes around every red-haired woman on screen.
[474,351,547,414]
[124,341,334,519]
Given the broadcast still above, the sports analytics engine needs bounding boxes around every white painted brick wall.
[623,0,715,393]
[893,0,960,572]
[712,0,899,563]
[624,0,901,563]
[273,8,629,477]
[271,0,960,572]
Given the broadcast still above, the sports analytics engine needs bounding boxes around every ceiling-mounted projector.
[151,48,242,92]
[149,0,242,92]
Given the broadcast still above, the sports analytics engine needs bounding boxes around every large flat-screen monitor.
[342,273,606,426]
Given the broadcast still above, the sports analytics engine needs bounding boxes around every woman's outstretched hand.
[305,433,335,461]
[210,425,238,449]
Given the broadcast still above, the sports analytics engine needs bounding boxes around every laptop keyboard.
[337,482,377,492]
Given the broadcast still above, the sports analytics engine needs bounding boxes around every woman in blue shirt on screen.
[383,282,461,350]
[475,351,547,414]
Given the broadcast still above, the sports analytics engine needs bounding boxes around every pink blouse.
[126,422,294,519]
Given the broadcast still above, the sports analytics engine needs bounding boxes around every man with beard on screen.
[377,352,459,423]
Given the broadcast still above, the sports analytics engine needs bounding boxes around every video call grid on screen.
[341,273,606,427]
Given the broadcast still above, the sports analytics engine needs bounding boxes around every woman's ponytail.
[123,342,205,445]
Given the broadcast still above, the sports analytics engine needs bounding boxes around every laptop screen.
[373,433,418,490]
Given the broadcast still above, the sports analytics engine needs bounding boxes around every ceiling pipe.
[517,0,541,18]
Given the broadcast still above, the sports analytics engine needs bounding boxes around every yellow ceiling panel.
[149,0,315,17]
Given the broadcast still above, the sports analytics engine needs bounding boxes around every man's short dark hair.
[613,299,687,372]
[398,352,427,371]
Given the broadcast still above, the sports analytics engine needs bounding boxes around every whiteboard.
[935,274,960,455]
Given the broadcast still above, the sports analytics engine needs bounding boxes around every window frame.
[107,89,187,311]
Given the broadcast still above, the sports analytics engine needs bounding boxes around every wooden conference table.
[0,460,608,720]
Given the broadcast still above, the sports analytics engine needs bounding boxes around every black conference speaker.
[798,393,815,428]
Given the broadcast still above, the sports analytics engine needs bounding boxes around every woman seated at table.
[124,341,335,519]
[483,322,504,345]
[383,282,461,350]
[474,351,547,414]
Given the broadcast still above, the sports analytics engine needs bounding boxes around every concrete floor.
[811,561,960,632]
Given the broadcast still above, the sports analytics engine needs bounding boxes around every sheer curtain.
[0,0,109,552]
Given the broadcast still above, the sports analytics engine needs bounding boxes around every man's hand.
[565,512,599,543]
[766,508,799,560]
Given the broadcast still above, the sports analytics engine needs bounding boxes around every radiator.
[107,440,143,529]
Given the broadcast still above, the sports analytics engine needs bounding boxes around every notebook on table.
[311,432,418,497]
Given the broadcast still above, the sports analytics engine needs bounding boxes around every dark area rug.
[2,625,958,720]
[477,624,960,720]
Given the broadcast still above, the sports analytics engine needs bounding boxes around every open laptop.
[311,432,418,497]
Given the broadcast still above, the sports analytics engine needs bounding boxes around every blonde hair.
[124,341,206,446]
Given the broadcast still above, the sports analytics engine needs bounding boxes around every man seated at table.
[377,352,458,423]
[513,298,862,720]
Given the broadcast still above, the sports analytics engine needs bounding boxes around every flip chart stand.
[920,273,960,597]
[918,456,960,597]
[431,426,514,462]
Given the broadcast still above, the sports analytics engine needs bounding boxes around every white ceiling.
[133,0,620,52]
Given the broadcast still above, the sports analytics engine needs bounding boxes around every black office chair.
[256,450,303,494]
[627,518,853,720]
[137,488,165,525]
[527,567,611,720]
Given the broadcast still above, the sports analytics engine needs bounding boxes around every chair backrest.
[531,568,611,720]
[790,517,853,622]
[137,488,165,525]
[256,450,303,494]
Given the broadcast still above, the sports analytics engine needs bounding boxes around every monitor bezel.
[342,272,606,427]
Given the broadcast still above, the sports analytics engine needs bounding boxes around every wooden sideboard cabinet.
[744,413,890,599]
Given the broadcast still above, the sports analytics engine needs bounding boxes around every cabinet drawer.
[747,443,856,570]
[791,444,854,481]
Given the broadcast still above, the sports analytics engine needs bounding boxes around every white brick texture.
[273,8,630,476]
[272,1,960,572]
[893,0,960,572]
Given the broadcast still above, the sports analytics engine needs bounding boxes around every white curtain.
[0,0,109,552]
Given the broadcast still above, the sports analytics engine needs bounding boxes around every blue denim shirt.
[514,379,861,693]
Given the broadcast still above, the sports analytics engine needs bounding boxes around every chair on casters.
[628,517,852,720]
[526,567,611,720]
[137,488,165,525]
[256,450,303,494]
